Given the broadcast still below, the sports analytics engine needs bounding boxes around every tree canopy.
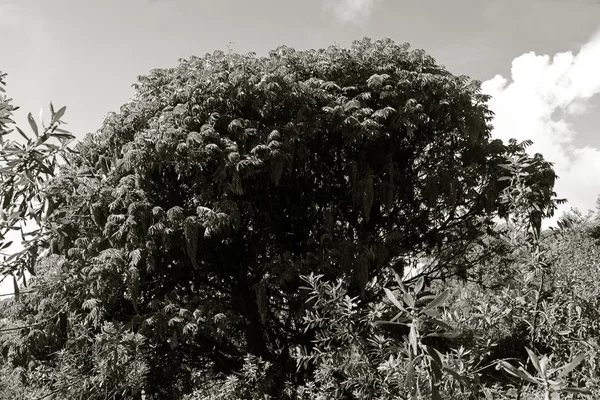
[0,38,574,399]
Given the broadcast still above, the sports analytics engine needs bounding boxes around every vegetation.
[0,38,597,399]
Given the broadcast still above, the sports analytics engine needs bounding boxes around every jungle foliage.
[0,39,597,399]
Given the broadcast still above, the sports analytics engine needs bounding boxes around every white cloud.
[324,0,379,25]
[482,30,600,223]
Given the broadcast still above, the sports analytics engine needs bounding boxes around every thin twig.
[0,290,35,297]
[0,305,65,333]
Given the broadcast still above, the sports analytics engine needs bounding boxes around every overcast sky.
[1,0,600,294]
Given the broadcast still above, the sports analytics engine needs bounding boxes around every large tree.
[0,38,560,398]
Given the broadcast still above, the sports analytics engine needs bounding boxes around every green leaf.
[422,308,440,318]
[431,382,442,400]
[32,156,54,175]
[408,324,418,354]
[425,345,443,369]
[403,292,415,308]
[39,107,45,129]
[374,319,412,327]
[498,361,539,384]
[538,354,549,377]
[557,387,592,395]
[405,357,416,391]
[423,317,453,330]
[2,185,14,209]
[393,271,408,295]
[421,289,449,314]
[384,288,405,312]
[0,168,17,176]
[51,132,75,140]
[525,347,542,376]
[414,276,424,295]
[53,106,66,124]
[556,352,587,379]
[15,126,30,142]
[424,331,461,340]
[27,112,38,137]
[12,274,19,302]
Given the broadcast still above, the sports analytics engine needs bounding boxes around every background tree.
[0,38,563,399]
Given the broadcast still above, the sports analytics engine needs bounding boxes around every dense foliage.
[1,39,597,399]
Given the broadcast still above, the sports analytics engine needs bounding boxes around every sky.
[1,0,600,294]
